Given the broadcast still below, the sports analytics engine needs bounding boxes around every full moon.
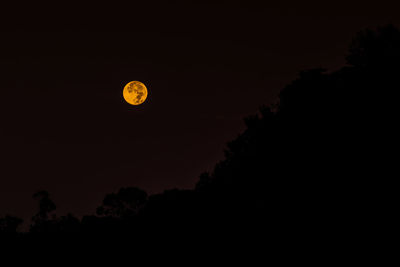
[123,81,148,105]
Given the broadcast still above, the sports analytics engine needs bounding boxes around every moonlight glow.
[123,81,148,105]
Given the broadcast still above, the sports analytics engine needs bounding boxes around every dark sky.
[1,1,399,221]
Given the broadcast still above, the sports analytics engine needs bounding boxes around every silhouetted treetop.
[32,190,56,221]
[347,24,400,69]
[96,187,148,218]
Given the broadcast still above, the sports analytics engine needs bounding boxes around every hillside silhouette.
[1,25,396,253]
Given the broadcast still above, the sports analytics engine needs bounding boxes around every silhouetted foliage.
[0,215,23,235]
[96,187,148,218]
[30,190,57,232]
[54,213,81,233]
[193,25,399,235]
[347,24,400,69]
[195,172,212,191]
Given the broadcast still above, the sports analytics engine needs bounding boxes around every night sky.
[1,1,399,222]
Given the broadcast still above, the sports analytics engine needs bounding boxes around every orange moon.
[123,81,148,105]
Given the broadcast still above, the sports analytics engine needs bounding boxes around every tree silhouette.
[96,187,148,218]
[54,213,80,233]
[30,190,56,232]
[193,24,400,234]
[0,215,23,235]
[346,24,400,69]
